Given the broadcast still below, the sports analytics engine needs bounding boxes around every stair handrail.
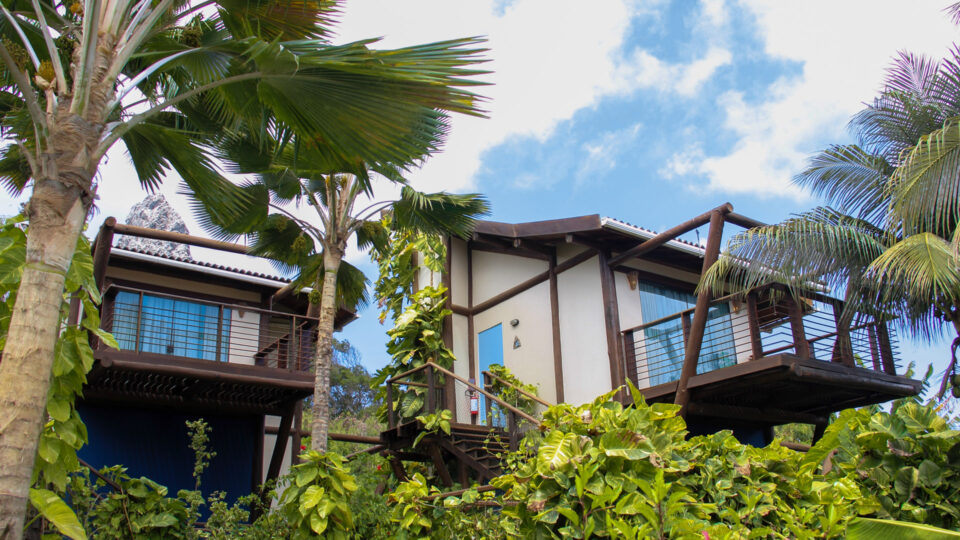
[481,370,553,409]
[427,363,540,426]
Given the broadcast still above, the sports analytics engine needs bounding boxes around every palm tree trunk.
[0,175,89,538]
[310,246,344,452]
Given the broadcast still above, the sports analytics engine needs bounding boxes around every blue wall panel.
[78,403,258,503]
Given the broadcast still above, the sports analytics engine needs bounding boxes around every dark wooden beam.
[598,251,624,396]
[428,444,453,487]
[687,402,826,426]
[263,402,296,490]
[467,243,477,423]
[95,355,314,391]
[92,217,116,291]
[253,415,265,491]
[549,253,564,403]
[674,208,730,415]
[442,236,457,418]
[112,222,249,254]
[328,432,383,444]
[876,323,897,375]
[470,240,552,261]
[608,203,732,267]
[725,212,766,230]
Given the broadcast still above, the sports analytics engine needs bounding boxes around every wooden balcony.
[621,284,922,425]
[86,285,318,415]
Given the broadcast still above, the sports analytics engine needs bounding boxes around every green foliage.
[68,467,196,539]
[413,409,452,448]
[806,402,960,528]
[330,339,376,417]
[185,419,216,491]
[847,517,960,539]
[389,474,505,540]
[487,363,542,419]
[372,225,447,324]
[279,451,358,539]
[28,488,87,540]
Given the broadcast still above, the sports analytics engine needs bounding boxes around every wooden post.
[263,403,295,492]
[746,292,764,360]
[215,305,224,362]
[681,311,692,346]
[831,300,854,366]
[426,365,436,415]
[135,290,143,352]
[876,323,896,375]
[508,412,519,452]
[549,252,565,402]
[674,209,729,415]
[442,236,457,419]
[483,371,491,427]
[622,330,637,388]
[598,251,624,397]
[291,402,303,466]
[428,444,453,487]
[787,297,811,359]
[92,217,116,292]
[467,243,477,422]
[386,382,396,429]
[867,325,882,371]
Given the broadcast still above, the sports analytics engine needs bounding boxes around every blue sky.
[2,1,954,383]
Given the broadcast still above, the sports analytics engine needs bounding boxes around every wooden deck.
[640,353,922,425]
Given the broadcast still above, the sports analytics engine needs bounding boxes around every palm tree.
[208,134,489,451]
[701,48,960,393]
[0,0,487,533]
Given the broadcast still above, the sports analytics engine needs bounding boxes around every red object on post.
[470,394,479,415]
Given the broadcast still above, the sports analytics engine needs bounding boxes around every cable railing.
[621,283,901,389]
[99,285,318,372]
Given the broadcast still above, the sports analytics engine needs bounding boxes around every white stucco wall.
[451,313,472,423]
[472,281,556,404]
[557,255,611,405]
[472,250,548,305]
[728,300,754,364]
[228,309,261,365]
[450,238,469,306]
[263,415,293,481]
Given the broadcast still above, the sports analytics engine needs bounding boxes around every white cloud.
[334,0,728,194]
[577,122,644,181]
[678,0,960,198]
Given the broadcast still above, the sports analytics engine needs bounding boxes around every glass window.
[112,291,231,362]
[637,281,736,385]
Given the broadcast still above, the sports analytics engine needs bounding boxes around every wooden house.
[77,218,354,501]
[378,204,922,484]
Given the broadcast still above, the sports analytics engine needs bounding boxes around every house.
[409,204,921,448]
[76,217,354,501]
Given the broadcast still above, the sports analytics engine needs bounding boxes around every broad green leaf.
[29,489,87,540]
[847,517,960,539]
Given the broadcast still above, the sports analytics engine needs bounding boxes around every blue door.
[478,324,505,427]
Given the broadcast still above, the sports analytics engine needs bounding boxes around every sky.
[1,0,956,380]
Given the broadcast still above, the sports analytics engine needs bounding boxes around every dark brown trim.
[450,304,470,316]
[442,236,457,418]
[876,323,896,375]
[548,252,564,402]
[725,212,766,230]
[746,292,764,360]
[291,402,303,465]
[106,278,273,311]
[687,402,825,426]
[263,403,295,491]
[467,243,477,421]
[93,217,116,292]
[674,208,729,414]
[473,214,603,239]
[428,444,453,487]
[112,222,249,254]
[470,248,596,316]
[598,251,624,394]
[253,415,265,491]
[469,241,552,261]
[608,204,732,267]
[94,352,315,388]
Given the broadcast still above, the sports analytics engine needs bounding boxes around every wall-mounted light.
[510,319,519,327]
[627,270,639,291]
[513,336,521,349]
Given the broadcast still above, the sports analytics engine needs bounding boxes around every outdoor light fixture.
[510,318,519,327]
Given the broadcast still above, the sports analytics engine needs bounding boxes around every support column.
[442,236,457,418]
[549,252,565,402]
[674,209,729,416]
[598,251,624,396]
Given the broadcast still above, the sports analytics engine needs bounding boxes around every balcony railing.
[621,283,901,389]
[100,285,317,372]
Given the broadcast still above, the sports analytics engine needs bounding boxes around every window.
[112,291,231,362]
[637,281,736,385]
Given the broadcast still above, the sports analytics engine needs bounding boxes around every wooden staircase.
[377,362,550,486]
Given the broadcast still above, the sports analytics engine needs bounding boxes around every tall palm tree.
[0,0,487,533]
[701,48,960,392]
[208,134,490,451]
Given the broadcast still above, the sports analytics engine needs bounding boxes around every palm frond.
[868,232,960,312]
[889,115,960,238]
[390,187,490,239]
[792,144,892,223]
